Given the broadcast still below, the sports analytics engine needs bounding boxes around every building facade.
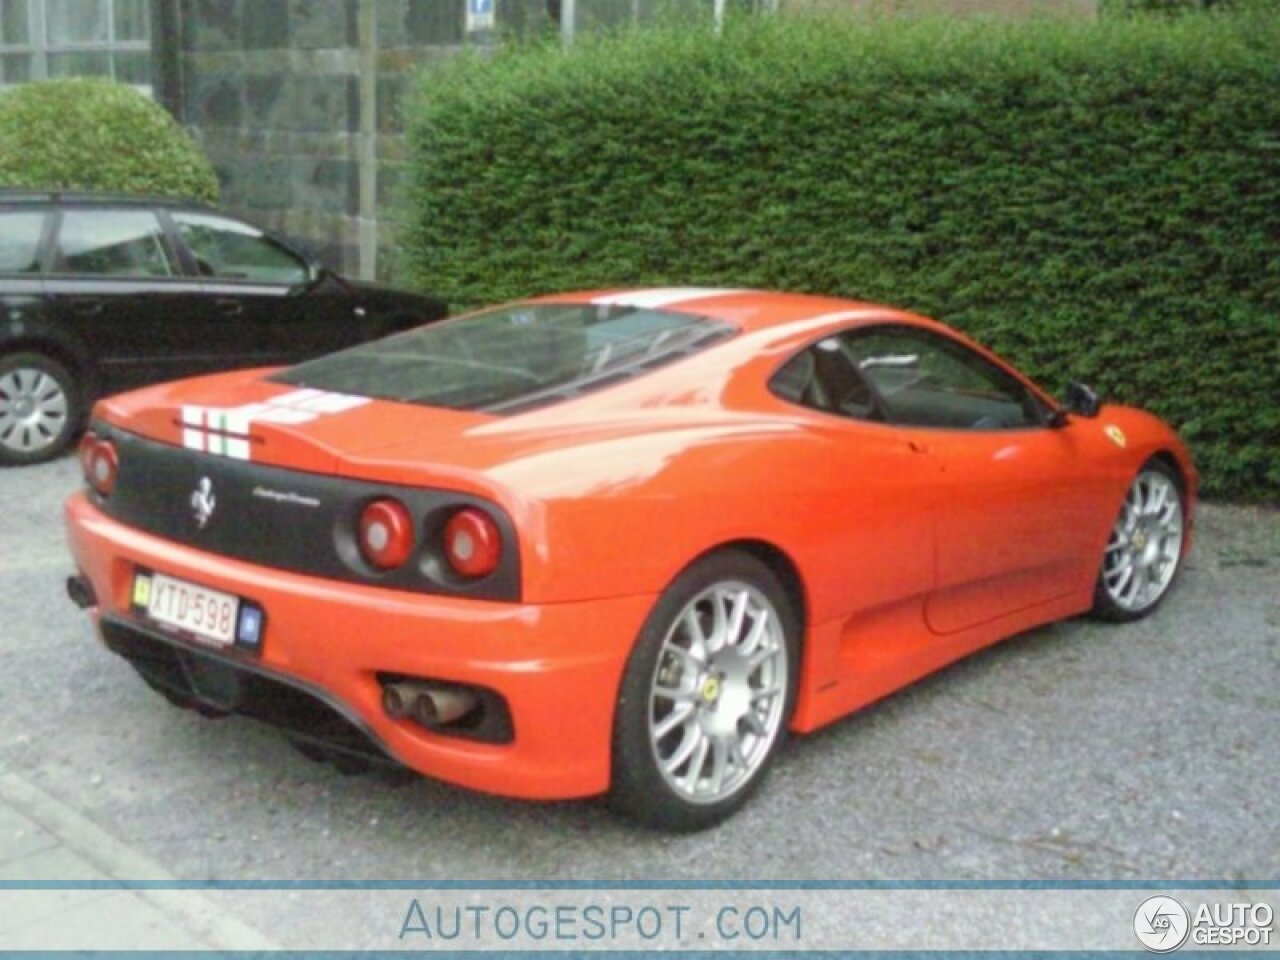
[0,0,153,90]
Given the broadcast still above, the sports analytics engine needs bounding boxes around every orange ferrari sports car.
[64,288,1195,829]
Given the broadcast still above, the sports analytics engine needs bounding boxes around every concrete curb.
[0,759,276,950]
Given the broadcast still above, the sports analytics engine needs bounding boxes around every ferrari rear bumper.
[65,493,656,800]
[101,615,395,766]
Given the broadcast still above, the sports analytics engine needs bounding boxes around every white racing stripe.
[179,391,370,461]
[180,405,205,452]
[590,287,747,309]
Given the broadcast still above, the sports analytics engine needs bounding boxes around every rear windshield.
[273,302,735,414]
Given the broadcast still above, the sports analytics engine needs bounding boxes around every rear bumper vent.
[100,616,394,766]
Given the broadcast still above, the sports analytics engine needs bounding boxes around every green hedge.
[403,13,1280,500]
[0,78,218,202]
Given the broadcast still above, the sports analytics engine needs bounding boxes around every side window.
[172,212,309,286]
[0,211,47,274]
[54,209,174,278]
[843,326,1043,430]
[770,337,882,420]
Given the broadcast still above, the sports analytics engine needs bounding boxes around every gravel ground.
[0,455,1276,885]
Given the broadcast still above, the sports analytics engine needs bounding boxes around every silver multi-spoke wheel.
[614,551,797,829]
[648,581,788,806]
[0,364,70,457]
[1101,468,1184,614]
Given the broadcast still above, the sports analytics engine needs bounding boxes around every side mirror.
[1064,381,1102,419]
[1048,381,1102,427]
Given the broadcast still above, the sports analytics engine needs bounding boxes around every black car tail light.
[357,498,415,570]
[442,508,502,579]
[80,434,118,497]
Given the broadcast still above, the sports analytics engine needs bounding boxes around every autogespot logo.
[1134,896,1191,953]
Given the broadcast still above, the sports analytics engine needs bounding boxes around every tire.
[611,550,800,831]
[0,352,81,466]
[1091,459,1187,622]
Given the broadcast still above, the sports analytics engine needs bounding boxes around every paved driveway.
[1,456,1276,893]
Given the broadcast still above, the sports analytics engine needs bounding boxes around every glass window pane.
[0,211,46,274]
[275,304,735,414]
[0,52,31,82]
[0,0,29,45]
[55,210,174,277]
[113,50,150,84]
[771,339,880,419]
[47,50,111,76]
[173,212,310,286]
[113,0,148,41]
[843,327,1040,429]
[46,0,108,45]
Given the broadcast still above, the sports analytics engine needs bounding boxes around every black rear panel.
[93,424,520,601]
[101,616,393,763]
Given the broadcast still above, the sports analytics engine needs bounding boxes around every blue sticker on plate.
[237,606,263,648]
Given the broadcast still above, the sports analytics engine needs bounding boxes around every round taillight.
[358,499,415,570]
[443,508,501,579]
[80,436,118,497]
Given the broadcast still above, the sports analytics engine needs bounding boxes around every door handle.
[908,439,929,454]
[70,298,103,316]
[215,298,244,317]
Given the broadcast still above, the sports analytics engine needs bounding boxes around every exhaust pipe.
[382,680,478,728]
[412,687,478,727]
[66,574,97,610]
[381,682,422,720]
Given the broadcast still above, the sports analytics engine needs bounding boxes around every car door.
[0,206,51,327]
[840,324,1109,635]
[44,206,208,393]
[166,210,357,365]
[769,337,938,624]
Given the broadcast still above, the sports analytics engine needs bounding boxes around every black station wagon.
[0,191,447,464]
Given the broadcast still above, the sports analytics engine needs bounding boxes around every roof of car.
[0,189,213,209]
[531,287,914,336]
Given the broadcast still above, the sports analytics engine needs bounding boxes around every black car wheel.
[611,550,800,831]
[0,352,80,466]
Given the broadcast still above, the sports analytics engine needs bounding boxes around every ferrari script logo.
[191,477,216,529]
